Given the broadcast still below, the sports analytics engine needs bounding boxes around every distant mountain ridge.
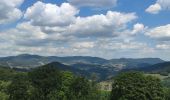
[131,62,170,74]
[108,58,164,69]
[0,54,165,71]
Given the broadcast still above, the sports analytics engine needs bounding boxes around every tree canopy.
[110,72,165,100]
[1,65,170,100]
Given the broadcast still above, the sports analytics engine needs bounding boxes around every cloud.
[0,23,162,59]
[145,24,170,40]
[145,3,162,14]
[156,44,170,49]
[18,3,140,58]
[146,0,170,14]
[0,1,158,59]
[66,11,137,38]
[131,23,145,34]
[96,39,148,50]
[157,0,170,9]
[25,2,137,38]
[71,42,95,49]
[0,20,152,58]
[24,1,79,27]
[67,0,117,8]
[0,0,24,24]
[0,22,48,47]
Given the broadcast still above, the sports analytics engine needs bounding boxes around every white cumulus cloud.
[145,3,162,14]
[25,5,138,38]
[0,1,156,59]
[67,11,137,38]
[0,0,24,24]
[145,24,170,40]
[146,0,170,14]
[24,1,79,27]
[131,23,145,34]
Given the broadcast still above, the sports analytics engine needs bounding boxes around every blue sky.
[0,0,170,60]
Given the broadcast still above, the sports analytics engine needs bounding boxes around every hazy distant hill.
[0,54,109,68]
[135,62,170,74]
[108,58,164,69]
[0,54,165,71]
[0,54,47,68]
[0,54,164,68]
[0,54,167,81]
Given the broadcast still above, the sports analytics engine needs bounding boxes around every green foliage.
[0,67,17,81]
[0,92,9,100]
[27,65,101,100]
[28,65,62,100]
[46,71,75,100]
[0,81,10,92]
[1,64,169,100]
[60,71,74,99]
[110,72,165,100]
[162,77,170,88]
[100,91,110,100]
[164,88,170,100]
[0,65,101,100]
[7,73,31,100]
[0,81,10,100]
[69,77,100,100]
[61,71,74,91]
[69,77,91,99]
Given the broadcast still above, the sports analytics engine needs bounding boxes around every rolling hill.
[0,54,166,80]
[0,54,166,81]
[134,62,170,74]
[0,54,164,70]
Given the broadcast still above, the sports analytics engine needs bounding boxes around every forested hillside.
[0,64,170,100]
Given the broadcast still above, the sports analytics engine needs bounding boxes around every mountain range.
[128,62,170,75]
[0,54,164,70]
[0,54,166,80]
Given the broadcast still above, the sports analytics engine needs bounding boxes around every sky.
[0,0,170,60]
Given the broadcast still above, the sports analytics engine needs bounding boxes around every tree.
[164,88,170,100]
[0,67,17,81]
[0,80,10,100]
[7,73,31,100]
[69,77,90,100]
[28,65,62,100]
[110,72,165,100]
[69,76,100,100]
[47,71,74,100]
